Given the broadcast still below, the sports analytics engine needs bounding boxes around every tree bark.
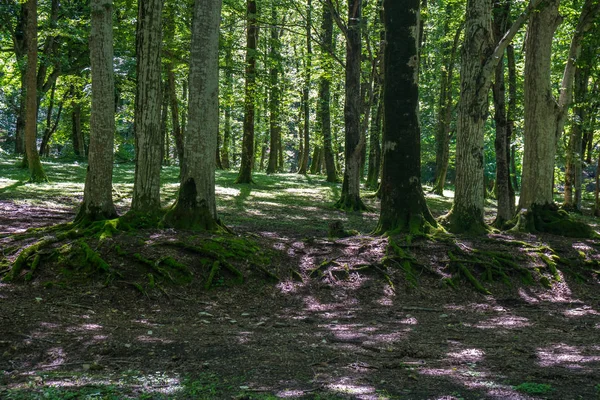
[445,0,540,232]
[519,0,561,209]
[492,0,514,226]
[432,18,461,196]
[132,0,164,212]
[334,0,366,211]
[235,0,258,184]
[375,0,436,234]
[77,0,117,221]
[71,99,85,158]
[24,0,47,182]
[298,0,312,175]
[318,4,337,182]
[366,83,382,190]
[163,0,222,230]
[266,6,281,175]
[222,36,233,170]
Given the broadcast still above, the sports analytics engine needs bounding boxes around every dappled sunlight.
[563,306,599,317]
[537,343,600,370]
[136,335,175,344]
[447,348,485,363]
[473,315,532,330]
[327,379,379,398]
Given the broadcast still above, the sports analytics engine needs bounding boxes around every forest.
[1,0,600,398]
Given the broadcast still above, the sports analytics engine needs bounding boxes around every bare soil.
[1,197,600,400]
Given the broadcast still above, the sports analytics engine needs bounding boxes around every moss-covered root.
[333,194,372,212]
[448,251,491,295]
[540,254,561,281]
[79,240,110,273]
[509,203,597,238]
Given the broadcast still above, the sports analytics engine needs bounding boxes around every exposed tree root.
[508,203,597,238]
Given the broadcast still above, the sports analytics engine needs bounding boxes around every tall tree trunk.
[13,4,27,155]
[298,0,312,175]
[492,0,514,226]
[375,0,435,234]
[432,19,461,196]
[564,65,589,211]
[132,0,164,212]
[235,0,258,184]
[39,85,63,157]
[77,0,117,221]
[71,99,85,157]
[266,7,281,174]
[319,4,337,182]
[39,81,56,156]
[24,0,47,182]
[334,0,366,211]
[445,0,540,232]
[163,0,222,230]
[366,83,382,190]
[160,79,169,165]
[519,0,561,209]
[507,44,518,199]
[222,37,233,170]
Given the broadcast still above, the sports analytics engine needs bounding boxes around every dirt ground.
[1,196,600,399]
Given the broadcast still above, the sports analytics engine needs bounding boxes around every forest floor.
[1,156,600,400]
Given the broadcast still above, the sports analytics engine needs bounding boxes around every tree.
[375,0,436,234]
[331,0,367,211]
[23,0,47,182]
[298,0,312,175]
[77,0,117,222]
[235,0,258,184]
[266,5,282,175]
[163,0,222,230]
[443,0,541,233]
[491,0,515,226]
[519,0,599,211]
[132,0,164,213]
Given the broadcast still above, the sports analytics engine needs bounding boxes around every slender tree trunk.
[319,4,337,182]
[366,84,382,190]
[39,82,56,156]
[13,4,27,155]
[492,0,514,226]
[235,0,258,184]
[266,6,281,175]
[163,0,222,230]
[132,0,164,212]
[432,20,461,196]
[375,0,435,234]
[519,0,561,209]
[595,155,600,217]
[77,0,117,221]
[71,100,85,157]
[23,0,47,182]
[334,0,366,211]
[507,44,518,199]
[222,38,233,170]
[160,79,169,165]
[298,0,312,175]
[564,65,589,211]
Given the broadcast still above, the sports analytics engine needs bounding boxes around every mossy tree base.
[508,203,597,238]
[333,193,370,212]
[441,205,490,235]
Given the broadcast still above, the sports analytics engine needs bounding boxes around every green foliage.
[515,382,554,395]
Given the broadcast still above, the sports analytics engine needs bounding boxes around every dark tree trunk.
[318,4,337,182]
[334,0,366,211]
[366,83,382,190]
[13,4,27,155]
[298,0,312,175]
[266,6,281,174]
[236,0,258,184]
[432,20,461,196]
[375,0,435,234]
[71,100,85,157]
[492,0,514,227]
[222,38,233,170]
[39,83,63,157]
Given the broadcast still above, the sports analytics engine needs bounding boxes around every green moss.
[509,203,597,238]
[441,204,490,235]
